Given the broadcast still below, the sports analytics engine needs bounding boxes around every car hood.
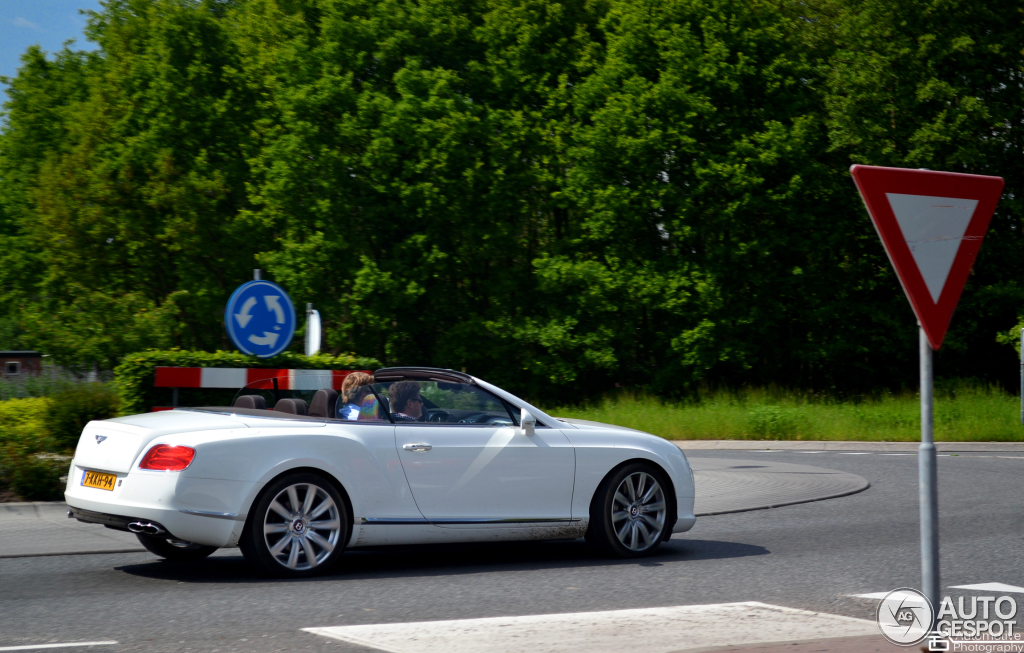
[554,417,648,434]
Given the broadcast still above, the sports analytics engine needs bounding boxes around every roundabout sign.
[225,280,296,358]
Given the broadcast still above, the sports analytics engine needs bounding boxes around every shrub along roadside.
[0,385,120,501]
[115,349,380,415]
[0,397,66,501]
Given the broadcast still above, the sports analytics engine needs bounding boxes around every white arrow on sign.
[248,332,280,347]
[265,295,285,324]
[234,297,257,328]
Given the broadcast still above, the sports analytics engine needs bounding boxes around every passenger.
[388,381,425,422]
[337,372,374,420]
[357,393,382,421]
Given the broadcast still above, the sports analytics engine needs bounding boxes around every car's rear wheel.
[136,533,218,562]
[586,462,671,558]
[239,472,349,577]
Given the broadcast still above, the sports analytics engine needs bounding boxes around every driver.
[388,381,425,422]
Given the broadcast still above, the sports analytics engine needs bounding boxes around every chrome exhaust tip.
[127,521,166,536]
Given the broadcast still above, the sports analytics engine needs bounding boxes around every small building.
[0,351,43,378]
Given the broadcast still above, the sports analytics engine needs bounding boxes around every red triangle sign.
[850,165,1004,350]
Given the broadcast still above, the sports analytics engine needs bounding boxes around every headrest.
[309,388,338,418]
[233,395,267,410]
[274,398,308,415]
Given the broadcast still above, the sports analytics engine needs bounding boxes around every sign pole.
[919,325,940,625]
[1019,327,1023,426]
[851,164,1004,636]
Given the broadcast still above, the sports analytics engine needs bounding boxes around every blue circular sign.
[224,281,296,358]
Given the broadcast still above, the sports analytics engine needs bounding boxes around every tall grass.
[546,383,1023,442]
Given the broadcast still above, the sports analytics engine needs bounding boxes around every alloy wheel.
[610,471,667,552]
[262,483,342,570]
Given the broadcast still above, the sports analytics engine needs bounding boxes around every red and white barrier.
[154,367,371,391]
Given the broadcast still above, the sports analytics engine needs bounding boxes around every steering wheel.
[428,410,449,423]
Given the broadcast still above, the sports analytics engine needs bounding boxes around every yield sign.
[850,165,1004,350]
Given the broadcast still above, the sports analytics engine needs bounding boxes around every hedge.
[0,386,120,500]
[0,397,67,500]
[114,349,380,415]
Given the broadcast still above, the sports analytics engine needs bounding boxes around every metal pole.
[1019,327,1023,426]
[254,269,262,281]
[920,326,940,626]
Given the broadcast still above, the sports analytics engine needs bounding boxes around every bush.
[44,384,120,450]
[114,349,380,415]
[0,397,69,500]
[746,405,803,439]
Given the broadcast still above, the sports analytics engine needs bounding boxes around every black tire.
[585,462,673,558]
[239,471,349,578]
[136,533,218,562]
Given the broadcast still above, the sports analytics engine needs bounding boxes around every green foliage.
[549,384,1024,442]
[0,0,1022,402]
[0,397,69,500]
[44,384,120,450]
[114,349,380,415]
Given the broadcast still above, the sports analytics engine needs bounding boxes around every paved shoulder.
[0,502,142,558]
[688,457,869,516]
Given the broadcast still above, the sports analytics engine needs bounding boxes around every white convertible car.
[66,367,695,577]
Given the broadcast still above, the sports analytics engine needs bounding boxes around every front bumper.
[673,493,696,533]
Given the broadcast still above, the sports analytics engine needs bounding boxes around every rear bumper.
[65,461,250,548]
[68,506,160,532]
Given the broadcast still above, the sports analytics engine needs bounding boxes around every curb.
[695,478,871,517]
[0,548,146,559]
[672,440,1024,452]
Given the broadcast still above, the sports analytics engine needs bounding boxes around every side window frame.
[387,382,518,427]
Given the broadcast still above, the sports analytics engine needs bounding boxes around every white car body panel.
[395,424,575,522]
[65,374,695,550]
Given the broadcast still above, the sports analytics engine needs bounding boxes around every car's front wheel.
[239,472,349,577]
[586,462,672,558]
[136,533,218,562]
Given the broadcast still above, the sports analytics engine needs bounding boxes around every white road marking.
[837,452,872,455]
[880,453,914,456]
[0,643,117,652]
[950,583,1024,594]
[304,602,877,653]
[850,592,892,600]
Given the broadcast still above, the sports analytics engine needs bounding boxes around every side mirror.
[520,408,536,437]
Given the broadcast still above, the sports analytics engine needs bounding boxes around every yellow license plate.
[82,470,116,491]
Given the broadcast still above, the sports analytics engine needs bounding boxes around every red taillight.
[139,445,195,471]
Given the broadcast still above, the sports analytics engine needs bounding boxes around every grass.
[546,384,1024,442]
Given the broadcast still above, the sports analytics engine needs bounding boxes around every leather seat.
[308,389,338,418]
[274,398,308,415]
[233,395,267,410]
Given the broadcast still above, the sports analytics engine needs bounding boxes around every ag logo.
[95,435,107,444]
[876,588,934,646]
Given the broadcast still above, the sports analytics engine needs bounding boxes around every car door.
[387,381,575,524]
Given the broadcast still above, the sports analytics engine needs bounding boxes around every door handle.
[403,443,432,452]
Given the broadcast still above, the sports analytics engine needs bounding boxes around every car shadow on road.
[115,538,768,584]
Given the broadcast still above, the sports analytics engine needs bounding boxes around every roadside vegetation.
[1,0,1023,405]
[0,381,118,501]
[549,383,1023,442]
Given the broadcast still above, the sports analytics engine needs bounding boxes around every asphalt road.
[2,450,1022,652]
